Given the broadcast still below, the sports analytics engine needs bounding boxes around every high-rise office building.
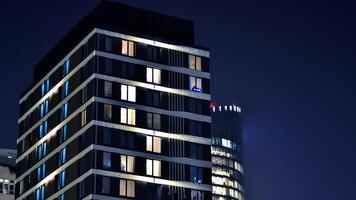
[16,1,212,199]
[210,104,244,200]
[0,148,16,200]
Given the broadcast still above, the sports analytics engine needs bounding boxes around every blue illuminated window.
[44,121,48,135]
[45,99,49,114]
[40,103,44,118]
[45,79,50,93]
[58,171,66,189]
[64,60,70,76]
[103,152,111,169]
[63,103,68,119]
[41,83,45,97]
[43,142,47,157]
[37,145,42,160]
[59,147,66,166]
[64,81,69,97]
[37,164,46,181]
[36,188,40,200]
[39,124,43,139]
[59,194,64,200]
[41,185,44,200]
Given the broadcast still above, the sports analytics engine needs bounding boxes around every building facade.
[210,104,244,200]
[0,148,16,200]
[16,1,212,200]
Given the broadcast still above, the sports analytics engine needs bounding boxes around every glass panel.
[153,160,161,177]
[128,109,135,125]
[119,179,126,196]
[189,55,196,69]
[120,108,127,124]
[127,156,134,172]
[146,67,153,83]
[122,40,128,55]
[153,137,161,153]
[146,159,152,175]
[104,104,112,121]
[127,180,135,197]
[128,86,136,102]
[196,56,202,71]
[153,69,161,84]
[121,155,127,171]
[121,85,127,100]
[104,81,112,97]
[146,136,153,152]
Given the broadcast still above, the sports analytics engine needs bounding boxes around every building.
[0,148,16,200]
[210,104,244,200]
[16,1,212,200]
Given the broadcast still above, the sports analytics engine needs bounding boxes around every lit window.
[58,171,66,189]
[37,164,46,181]
[120,179,135,197]
[64,60,70,76]
[19,180,24,195]
[120,108,135,125]
[121,155,134,172]
[146,159,161,177]
[104,81,112,97]
[103,152,111,169]
[189,76,202,92]
[146,136,161,153]
[146,67,161,84]
[81,110,87,127]
[122,40,135,56]
[104,104,112,121]
[62,103,68,119]
[59,125,67,144]
[59,194,64,200]
[121,85,136,102]
[189,55,202,71]
[59,147,66,166]
[64,81,69,97]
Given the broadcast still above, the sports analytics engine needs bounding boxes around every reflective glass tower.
[211,104,244,200]
[16,1,212,199]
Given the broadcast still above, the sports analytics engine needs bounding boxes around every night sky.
[1,0,356,199]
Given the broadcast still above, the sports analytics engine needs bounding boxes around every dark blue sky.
[1,0,356,199]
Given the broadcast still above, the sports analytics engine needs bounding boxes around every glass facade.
[211,104,244,200]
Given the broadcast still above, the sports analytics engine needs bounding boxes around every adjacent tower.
[16,1,212,199]
[211,103,244,200]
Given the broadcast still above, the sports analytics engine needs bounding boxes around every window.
[146,159,161,177]
[104,81,112,97]
[64,81,69,97]
[121,85,136,102]
[146,90,160,107]
[62,103,68,119]
[59,194,64,200]
[41,79,50,97]
[120,108,135,125]
[102,176,110,194]
[59,148,66,166]
[58,171,66,189]
[147,113,160,130]
[81,110,87,127]
[122,40,135,56]
[121,155,134,172]
[189,76,202,92]
[146,67,161,84]
[103,152,111,169]
[37,142,46,160]
[120,179,135,197]
[37,164,46,181]
[59,125,67,144]
[190,166,203,183]
[189,55,202,71]
[104,104,112,121]
[19,180,24,195]
[146,136,161,153]
[64,60,70,76]
[35,185,45,200]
